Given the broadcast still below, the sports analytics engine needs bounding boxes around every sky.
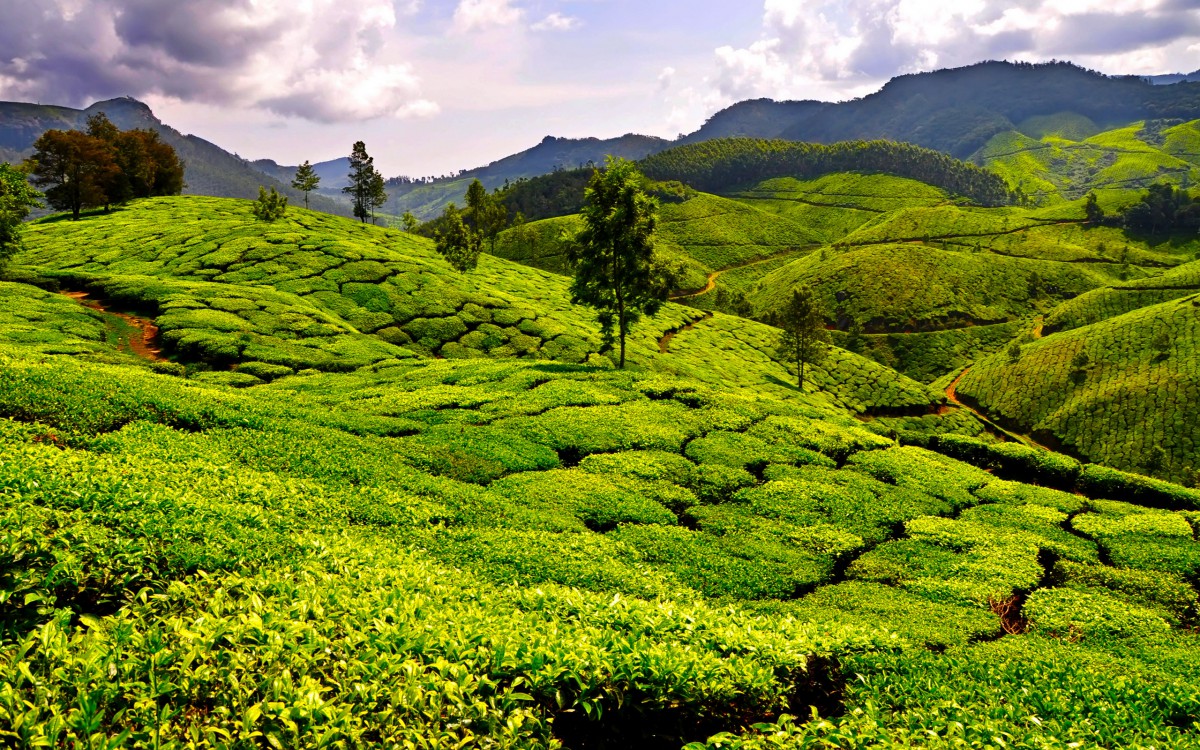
[2,0,1200,177]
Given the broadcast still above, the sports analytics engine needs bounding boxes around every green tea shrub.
[1077,463,1200,511]
[685,430,834,472]
[1024,588,1171,642]
[1052,559,1197,624]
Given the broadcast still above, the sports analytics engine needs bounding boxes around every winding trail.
[944,365,1055,452]
[63,291,167,362]
[669,247,812,301]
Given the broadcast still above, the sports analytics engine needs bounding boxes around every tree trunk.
[798,358,805,391]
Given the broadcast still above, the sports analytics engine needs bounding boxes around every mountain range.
[3,61,1200,221]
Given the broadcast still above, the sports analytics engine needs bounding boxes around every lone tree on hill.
[344,142,387,223]
[1084,192,1104,224]
[434,203,482,272]
[568,157,671,369]
[0,162,44,264]
[465,178,508,252]
[291,160,320,209]
[251,186,288,222]
[774,286,830,391]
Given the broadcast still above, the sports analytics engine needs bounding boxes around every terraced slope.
[980,120,1200,202]
[0,283,1198,747]
[1046,260,1200,333]
[14,196,942,417]
[955,294,1200,484]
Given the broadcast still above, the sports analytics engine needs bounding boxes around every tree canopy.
[0,162,44,263]
[291,161,320,209]
[568,157,672,368]
[344,142,387,223]
[773,286,830,391]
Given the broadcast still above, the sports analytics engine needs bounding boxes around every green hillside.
[980,120,1200,203]
[2,210,1200,745]
[1046,260,1200,333]
[955,294,1200,484]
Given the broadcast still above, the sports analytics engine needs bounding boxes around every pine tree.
[774,287,830,390]
[465,178,507,252]
[568,157,670,368]
[291,161,320,209]
[343,142,387,223]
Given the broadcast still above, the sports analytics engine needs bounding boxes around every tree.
[291,160,320,209]
[251,186,288,222]
[568,157,670,368]
[85,114,184,204]
[1084,192,1104,224]
[434,203,482,272]
[400,211,420,232]
[343,141,387,223]
[465,178,507,252]
[25,129,118,220]
[774,287,830,390]
[0,162,44,264]
[1007,342,1022,362]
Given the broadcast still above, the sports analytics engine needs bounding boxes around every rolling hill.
[1,191,1199,748]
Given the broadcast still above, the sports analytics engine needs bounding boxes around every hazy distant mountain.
[1146,70,1200,85]
[0,97,350,216]
[382,133,671,219]
[251,157,352,192]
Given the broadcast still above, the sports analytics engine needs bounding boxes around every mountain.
[251,156,353,192]
[383,133,671,220]
[686,61,1200,159]
[1148,70,1200,85]
[0,97,350,216]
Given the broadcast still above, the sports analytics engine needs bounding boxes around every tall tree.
[291,160,320,209]
[0,162,44,264]
[774,287,830,390]
[465,178,507,252]
[25,130,118,220]
[568,157,669,368]
[434,203,482,272]
[85,114,184,203]
[343,141,387,223]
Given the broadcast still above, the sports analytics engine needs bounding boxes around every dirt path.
[945,365,1055,452]
[64,291,168,362]
[670,247,811,301]
[658,313,713,353]
[1031,315,1044,339]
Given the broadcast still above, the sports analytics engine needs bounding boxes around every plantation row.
[957,295,1200,484]
[1,325,1198,746]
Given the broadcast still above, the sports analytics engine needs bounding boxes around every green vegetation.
[0,163,43,262]
[956,294,1200,484]
[290,160,320,210]
[250,186,287,222]
[2,137,1200,747]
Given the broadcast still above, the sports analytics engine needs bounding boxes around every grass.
[2,194,1199,748]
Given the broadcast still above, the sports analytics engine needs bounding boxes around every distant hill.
[385,133,671,220]
[0,97,350,216]
[686,61,1200,159]
[251,156,353,204]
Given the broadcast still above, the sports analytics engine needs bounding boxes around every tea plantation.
[2,195,1199,748]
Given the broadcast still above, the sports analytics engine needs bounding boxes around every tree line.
[1085,183,1200,234]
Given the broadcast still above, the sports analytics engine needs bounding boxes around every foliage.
[1121,181,1200,233]
[772,287,829,390]
[249,186,287,222]
[569,157,669,368]
[0,163,43,263]
[434,203,483,272]
[289,160,320,210]
[343,141,387,224]
[639,138,1016,207]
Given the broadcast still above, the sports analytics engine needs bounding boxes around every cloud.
[702,0,1200,103]
[453,0,524,31]
[0,0,437,123]
[532,12,580,32]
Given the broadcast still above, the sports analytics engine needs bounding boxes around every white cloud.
[532,12,580,32]
[0,0,438,123]
[697,0,1200,105]
[453,0,524,31]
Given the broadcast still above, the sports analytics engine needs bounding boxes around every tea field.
[2,195,1199,748]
